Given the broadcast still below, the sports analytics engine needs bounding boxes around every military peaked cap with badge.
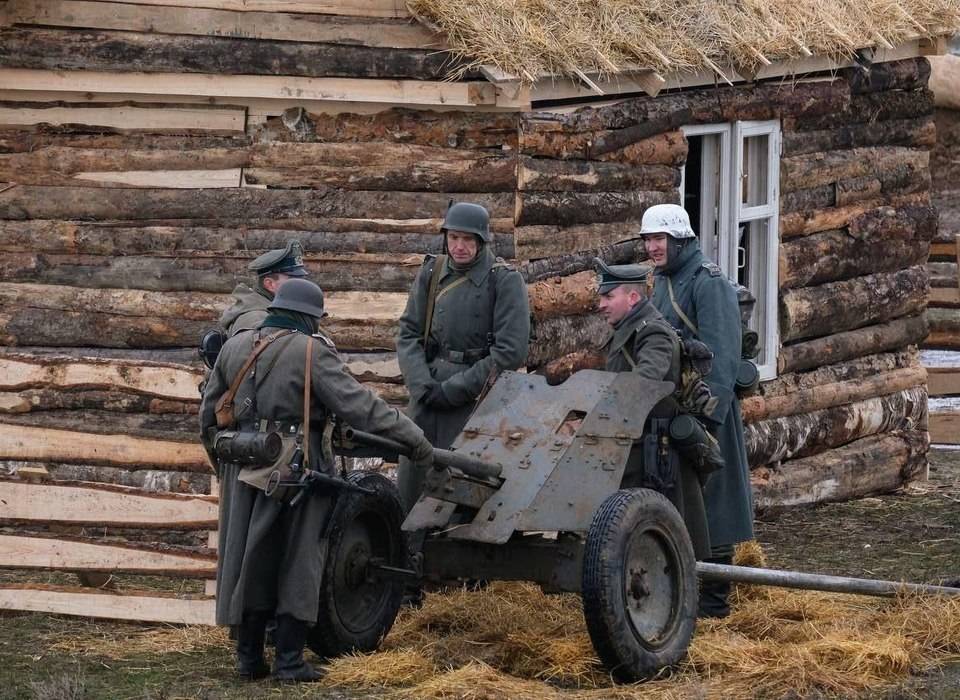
[595,258,654,294]
[249,240,308,277]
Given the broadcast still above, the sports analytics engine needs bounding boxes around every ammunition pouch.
[735,359,760,398]
[199,328,226,370]
[639,417,677,495]
[668,414,725,480]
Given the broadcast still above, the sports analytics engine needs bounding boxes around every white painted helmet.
[638,204,696,239]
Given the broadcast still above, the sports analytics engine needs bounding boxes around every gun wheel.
[307,471,405,658]
[581,488,697,682]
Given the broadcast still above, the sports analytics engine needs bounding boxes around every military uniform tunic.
[604,299,711,560]
[396,246,530,511]
[219,283,271,337]
[650,241,755,551]
[200,325,427,626]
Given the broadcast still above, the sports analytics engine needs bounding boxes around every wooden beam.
[0,584,215,624]
[0,104,245,132]
[0,480,217,529]
[5,0,438,48]
[928,367,960,396]
[72,168,243,188]
[929,410,960,444]
[0,422,210,471]
[0,69,496,107]
[0,534,216,577]
[931,241,959,259]
[930,287,960,307]
[70,0,410,17]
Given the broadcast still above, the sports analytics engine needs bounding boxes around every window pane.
[741,134,769,208]
[682,133,723,264]
[737,218,772,367]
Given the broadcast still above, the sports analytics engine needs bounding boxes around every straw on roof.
[408,0,960,82]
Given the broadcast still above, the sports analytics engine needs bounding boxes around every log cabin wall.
[927,104,960,349]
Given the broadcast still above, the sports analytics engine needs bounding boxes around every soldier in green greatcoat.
[396,202,530,513]
[636,203,755,618]
[201,279,433,682]
[220,240,308,336]
[596,259,711,561]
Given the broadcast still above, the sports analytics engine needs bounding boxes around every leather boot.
[698,555,732,619]
[272,614,322,682]
[235,611,270,681]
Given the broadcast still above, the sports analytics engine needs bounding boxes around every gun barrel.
[344,428,502,481]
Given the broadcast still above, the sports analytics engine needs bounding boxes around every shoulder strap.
[666,276,699,338]
[302,336,313,468]
[215,329,294,427]
[422,254,448,348]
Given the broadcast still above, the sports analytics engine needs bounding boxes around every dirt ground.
[1,449,958,700]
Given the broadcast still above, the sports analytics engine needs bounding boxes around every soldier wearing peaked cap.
[595,259,711,561]
[220,240,310,337]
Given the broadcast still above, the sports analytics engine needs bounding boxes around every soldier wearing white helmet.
[635,203,755,620]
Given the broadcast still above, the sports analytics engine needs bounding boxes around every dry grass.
[408,0,960,82]
[46,622,228,660]
[317,542,960,699]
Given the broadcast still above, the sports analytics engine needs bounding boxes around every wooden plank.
[0,422,210,470]
[81,0,410,17]
[5,0,440,48]
[0,584,215,624]
[0,480,217,528]
[931,242,959,259]
[71,168,242,188]
[0,104,245,132]
[0,68,495,107]
[0,354,201,399]
[928,368,960,396]
[0,534,216,577]
[928,410,960,444]
[931,287,960,307]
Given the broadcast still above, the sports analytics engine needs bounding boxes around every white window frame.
[680,120,781,381]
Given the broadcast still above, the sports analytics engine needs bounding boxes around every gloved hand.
[689,379,719,420]
[410,437,434,470]
[423,382,454,409]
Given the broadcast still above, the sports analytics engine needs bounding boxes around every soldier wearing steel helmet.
[396,202,530,513]
[635,203,754,619]
[219,240,309,337]
[201,279,434,682]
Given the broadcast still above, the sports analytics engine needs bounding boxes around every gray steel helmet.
[267,278,327,319]
[441,202,491,243]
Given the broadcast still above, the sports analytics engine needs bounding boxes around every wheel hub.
[623,526,681,648]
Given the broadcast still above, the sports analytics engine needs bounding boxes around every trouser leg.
[271,614,322,682]
[698,550,734,619]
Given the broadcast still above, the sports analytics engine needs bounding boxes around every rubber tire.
[581,488,697,682]
[307,471,405,659]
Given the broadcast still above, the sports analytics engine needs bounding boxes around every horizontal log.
[1,346,201,366]
[0,353,201,399]
[0,584,215,624]
[527,271,597,321]
[779,266,928,343]
[19,463,211,494]
[0,389,196,415]
[0,423,209,471]
[780,192,930,239]
[784,88,934,132]
[780,167,930,215]
[760,350,917,400]
[781,117,936,156]
[780,147,929,193]
[930,288,960,308]
[0,480,217,528]
[778,315,929,374]
[845,58,932,95]
[926,307,960,349]
[929,410,960,444]
[0,130,251,153]
[0,534,216,578]
[516,190,677,226]
[932,189,960,241]
[0,219,514,258]
[744,385,927,466]
[0,186,515,222]
[515,222,640,260]
[847,204,939,241]
[527,314,610,367]
[751,431,927,509]
[740,365,926,423]
[517,156,678,193]
[928,367,960,396]
[0,102,246,133]
[0,27,468,81]
[541,349,605,385]
[4,0,441,49]
[519,239,646,282]
[27,0,413,16]
[779,230,929,289]
[930,263,959,287]
[519,128,687,166]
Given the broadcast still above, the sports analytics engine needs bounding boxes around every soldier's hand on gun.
[411,437,435,470]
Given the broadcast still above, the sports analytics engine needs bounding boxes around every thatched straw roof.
[408,0,960,83]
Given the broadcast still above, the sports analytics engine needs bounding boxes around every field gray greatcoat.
[219,283,271,337]
[395,246,530,511]
[200,324,427,626]
[650,240,755,551]
[604,299,711,560]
